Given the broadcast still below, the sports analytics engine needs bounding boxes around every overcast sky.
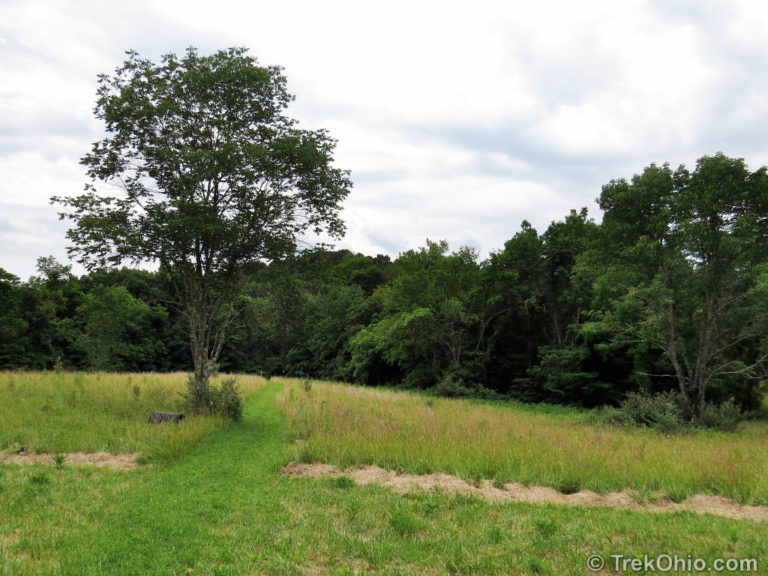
[2,0,768,280]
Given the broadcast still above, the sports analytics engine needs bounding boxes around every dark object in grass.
[148,411,185,424]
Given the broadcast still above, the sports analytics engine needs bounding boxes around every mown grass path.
[58,382,290,576]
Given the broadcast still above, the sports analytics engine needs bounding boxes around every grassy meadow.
[278,381,768,505]
[0,372,766,575]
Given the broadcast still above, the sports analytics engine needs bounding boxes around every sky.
[2,0,768,280]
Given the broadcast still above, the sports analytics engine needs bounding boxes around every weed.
[132,385,141,401]
[558,478,581,495]
[533,518,559,539]
[389,509,422,537]
[667,488,688,503]
[331,476,355,490]
[726,526,743,544]
[28,473,51,486]
[630,490,651,505]
[414,498,440,516]
[215,377,243,422]
[301,379,313,394]
[297,445,315,463]
[53,454,67,470]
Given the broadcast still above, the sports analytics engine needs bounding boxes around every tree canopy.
[588,154,768,416]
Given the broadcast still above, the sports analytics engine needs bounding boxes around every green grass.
[278,380,768,505]
[0,371,262,462]
[0,373,766,575]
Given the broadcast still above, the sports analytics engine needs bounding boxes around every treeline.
[2,153,767,413]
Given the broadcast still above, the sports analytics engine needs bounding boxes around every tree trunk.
[184,272,238,414]
[188,301,212,414]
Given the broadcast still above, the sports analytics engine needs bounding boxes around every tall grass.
[278,380,768,504]
[0,371,264,462]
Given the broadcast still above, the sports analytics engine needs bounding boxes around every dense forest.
[3,153,768,416]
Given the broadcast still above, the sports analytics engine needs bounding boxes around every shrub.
[698,400,742,431]
[185,376,243,421]
[214,377,244,422]
[432,372,497,399]
[604,391,746,432]
[557,478,581,495]
[602,390,685,432]
[432,374,475,398]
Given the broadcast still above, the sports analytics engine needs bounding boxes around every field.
[278,382,768,505]
[0,372,766,575]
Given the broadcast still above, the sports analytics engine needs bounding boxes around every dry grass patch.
[0,451,140,471]
[283,462,768,522]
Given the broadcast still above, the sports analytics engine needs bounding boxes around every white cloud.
[1,0,768,278]
[522,3,718,156]
[728,0,768,46]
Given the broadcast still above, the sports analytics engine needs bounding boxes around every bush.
[603,391,746,432]
[602,390,685,432]
[185,376,243,421]
[698,400,742,431]
[431,373,496,399]
[432,374,475,398]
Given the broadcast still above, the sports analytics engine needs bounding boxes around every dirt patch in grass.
[0,451,140,471]
[283,462,768,522]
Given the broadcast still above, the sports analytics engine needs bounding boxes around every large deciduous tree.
[348,240,484,390]
[590,154,768,417]
[52,47,351,406]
